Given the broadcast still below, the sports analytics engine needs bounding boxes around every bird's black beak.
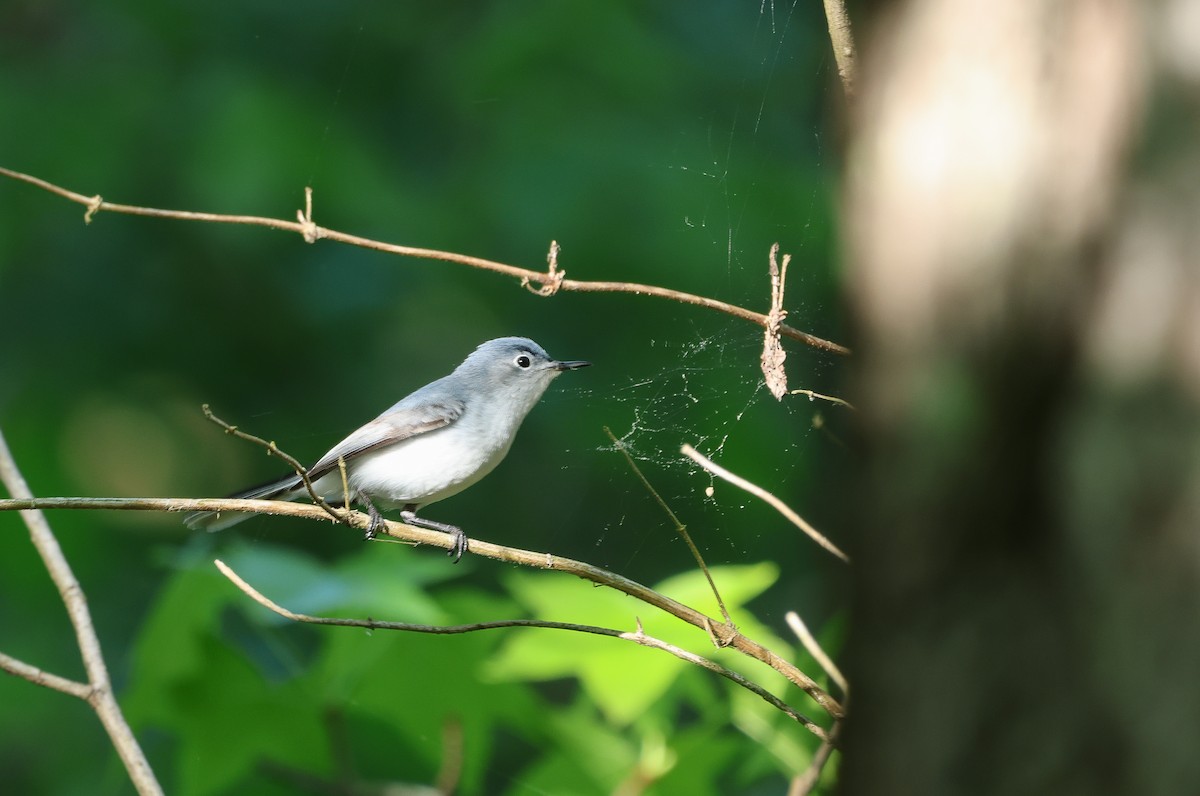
[553,359,592,371]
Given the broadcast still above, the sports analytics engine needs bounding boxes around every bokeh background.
[0,2,849,794]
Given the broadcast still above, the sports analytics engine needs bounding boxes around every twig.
[0,651,93,700]
[215,560,829,739]
[681,444,849,563]
[788,724,840,796]
[790,388,855,409]
[337,457,351,511]
[762,243,791,400]
[0,166,849,356]
[0,429,164,796]
[0,495,842,717]
[201,404,345,524]
[604,427,734,628]
[821,0,857,98]
[786,611,848,697]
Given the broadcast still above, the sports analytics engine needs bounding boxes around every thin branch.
[681,444,850,564]
[0,651,93,700]
[604,427,734,627]
[788,723,841,796]
[0,166,849,356]
[790,388,855,409]
[0,429,164,796]
[622,622,829,741]
[0,495,842,718]
[822,0,858,98]
[202,404,346,524]
[215,560,829,739]
[786,611,848,697]
[216,558,630,636]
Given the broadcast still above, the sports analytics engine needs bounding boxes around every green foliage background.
[0,2,848,793]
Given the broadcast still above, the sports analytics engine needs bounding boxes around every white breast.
[313,420,514,510]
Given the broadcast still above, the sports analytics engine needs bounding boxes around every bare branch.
[0,166,849,356]
[201,405,346,524]
[0,651,92,700]
[621,623,830,741]
[786,610,848,697]
[215,560,830,739]
[681,444,850,564]
[790,388,855,409]
[0,429,163,796]
[0,496,341,519]
[788,724,841,796]
[0,494,842,717]
[215,558,629,637]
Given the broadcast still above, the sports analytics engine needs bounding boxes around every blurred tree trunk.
[840,1,1200,793]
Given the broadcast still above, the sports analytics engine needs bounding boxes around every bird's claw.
[363,512,382,540]
[359,491,385,540]
[447,528,469,564]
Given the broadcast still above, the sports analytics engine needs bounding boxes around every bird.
[185,337,590,561]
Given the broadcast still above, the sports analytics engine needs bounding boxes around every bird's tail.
[184,474,305,532]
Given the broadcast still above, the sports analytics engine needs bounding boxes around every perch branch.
[0,494,843,719]
[0,166,849,356]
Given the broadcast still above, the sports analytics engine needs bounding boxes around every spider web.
[544,0,845,572]
[571,319,843,572]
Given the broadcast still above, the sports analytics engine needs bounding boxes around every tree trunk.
[841,2,1200,793]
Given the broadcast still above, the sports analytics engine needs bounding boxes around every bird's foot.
[356,490,385,540]
[399,509,469,564]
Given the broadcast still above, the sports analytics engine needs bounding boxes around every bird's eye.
[515,354,532,369]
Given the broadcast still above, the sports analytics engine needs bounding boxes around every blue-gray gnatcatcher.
[185,337,590,560]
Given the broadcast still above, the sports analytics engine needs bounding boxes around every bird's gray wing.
[304,397,466,483]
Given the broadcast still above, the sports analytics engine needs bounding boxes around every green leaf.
[486,563,780,725]
[125,561,330,796]
[501,701,637,796]
[302,587,543,794]
[648,724,747,796]
[171,639,330,796]
[125,565,236,719]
